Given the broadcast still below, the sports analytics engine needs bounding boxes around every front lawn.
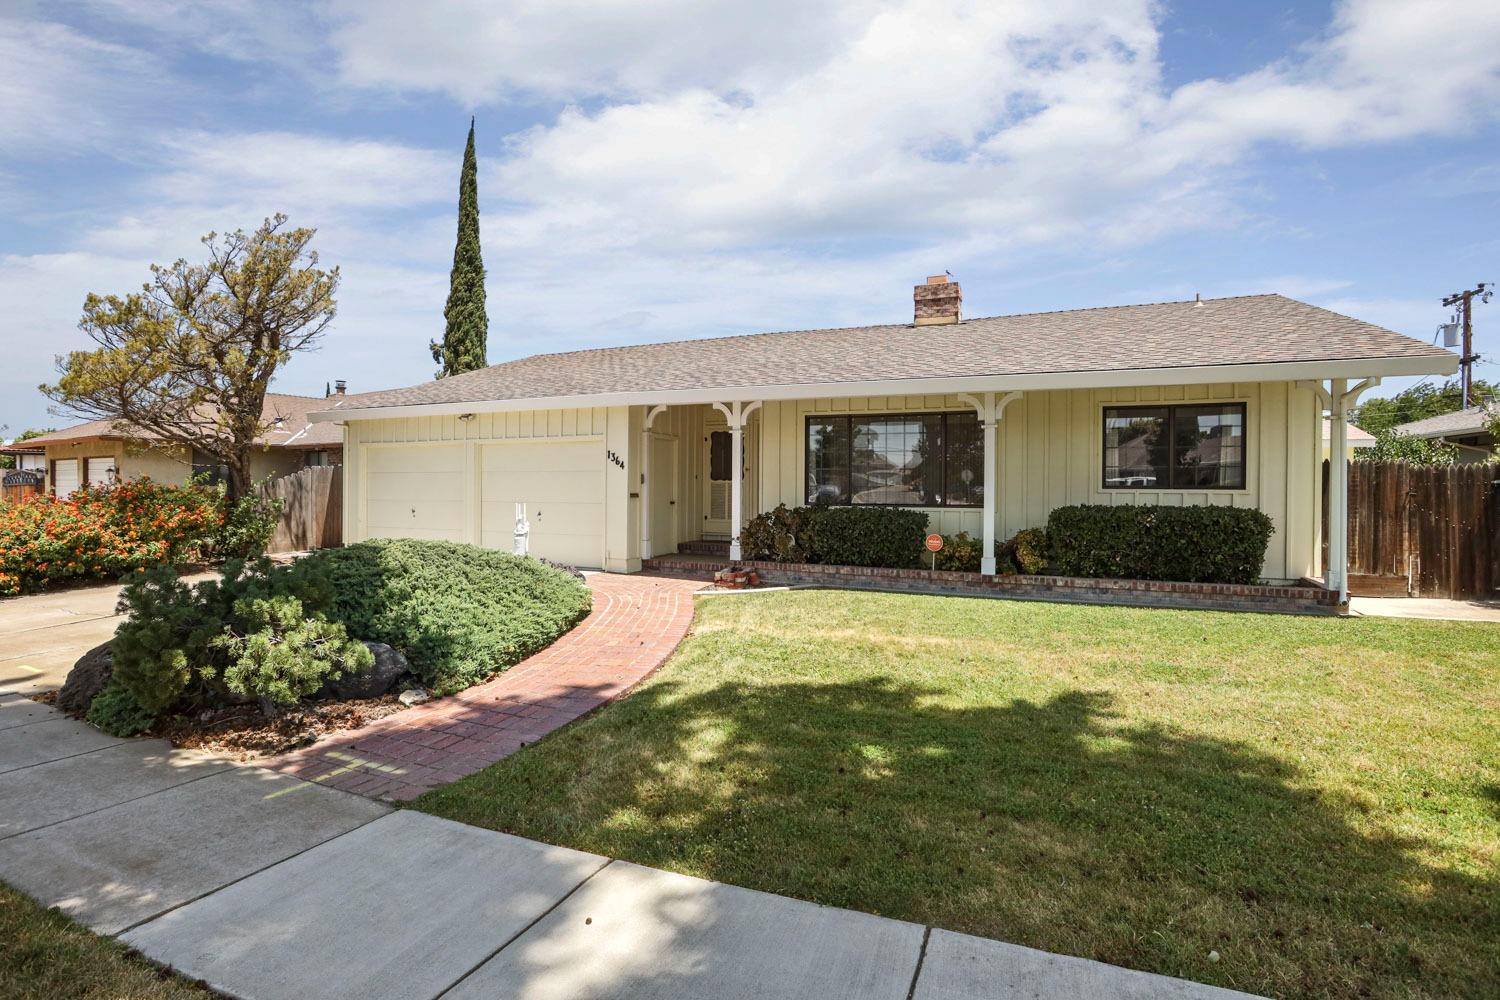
[416,591,1500,1000]
[0,881,214,999]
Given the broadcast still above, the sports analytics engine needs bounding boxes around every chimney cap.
[334,379,347,395]
[925,274,949,285]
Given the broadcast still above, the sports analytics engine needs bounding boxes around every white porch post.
[1298,376,1379,605]
[1328,377,1348,601]
[641,405,668,560]
[958,391,1022,575]
[712,400,761,562]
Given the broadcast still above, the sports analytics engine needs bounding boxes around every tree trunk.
[225,456,252,503]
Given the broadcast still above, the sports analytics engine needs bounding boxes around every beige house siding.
[43,440,310,493]
[340,380,1320,582]
[755,382,1319,582]
[343,407,637,571]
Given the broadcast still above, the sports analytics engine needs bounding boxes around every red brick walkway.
[267,572,705,801]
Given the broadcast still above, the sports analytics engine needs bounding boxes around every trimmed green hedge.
[1046,504,1274,584]
[741,504,929,568]
[295,539,593,694]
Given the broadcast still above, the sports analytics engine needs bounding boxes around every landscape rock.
[57,642,114,714]
[398,688,431,707]
[317,642,410,701]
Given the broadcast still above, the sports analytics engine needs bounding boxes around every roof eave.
[310,354,1458,424]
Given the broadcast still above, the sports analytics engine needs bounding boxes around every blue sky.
[2,0,1498,436]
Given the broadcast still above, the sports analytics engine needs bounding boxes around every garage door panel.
[367,446,465,476]
[363,444,466,543]
[480,442,603,568]
[367,470,464,501]
[482,441,598,473]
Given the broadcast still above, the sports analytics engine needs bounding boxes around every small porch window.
[1102,403,1246,490]
[805,412,982,507]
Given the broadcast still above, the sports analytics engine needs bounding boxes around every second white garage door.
[480,441,604,568]
[365,444,466,542]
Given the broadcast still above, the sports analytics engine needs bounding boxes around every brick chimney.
[334,379,347,396]
[914,274,961,326]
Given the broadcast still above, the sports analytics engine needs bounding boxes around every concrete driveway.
[0,574,214,694]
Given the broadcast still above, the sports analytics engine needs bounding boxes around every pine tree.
[432,118,488,377]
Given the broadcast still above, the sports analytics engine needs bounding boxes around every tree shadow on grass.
[419,677,1498,1000]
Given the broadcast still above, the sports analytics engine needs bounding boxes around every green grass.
[415,591,1500,1000]
[0,882,215,999]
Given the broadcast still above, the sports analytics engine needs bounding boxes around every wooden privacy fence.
[1323,459,1500,599]
[2,470,42,505]
[257,465,342,553]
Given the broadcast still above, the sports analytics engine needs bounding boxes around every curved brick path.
[269,573,706,801]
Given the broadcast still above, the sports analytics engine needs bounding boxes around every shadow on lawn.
[421,677,1498,1000]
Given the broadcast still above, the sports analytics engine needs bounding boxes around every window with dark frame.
[804,412,982,507]
[1102,403,1246,490]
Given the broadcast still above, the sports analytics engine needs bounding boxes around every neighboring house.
[0,442,46,472]
[1392,406,1497,463]
[310,280,1457,600]
[26,384,364,498]
[1321,418,1376,460]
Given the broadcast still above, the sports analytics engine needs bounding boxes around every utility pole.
[1442,283,1492,408]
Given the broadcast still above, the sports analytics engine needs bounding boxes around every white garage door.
[480,441,604,568]
[364,444,466,542]
[52,459,79,498]
[85,457,116,487]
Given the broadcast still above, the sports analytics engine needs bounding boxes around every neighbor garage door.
[51,459,79,498]
[480,441,603,568]
[364,444,466,542]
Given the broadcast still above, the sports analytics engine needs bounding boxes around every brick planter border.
[644,555,1340,615]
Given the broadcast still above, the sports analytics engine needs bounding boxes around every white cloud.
[0,16,160,153]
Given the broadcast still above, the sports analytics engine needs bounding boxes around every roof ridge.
[495,293,1289,368]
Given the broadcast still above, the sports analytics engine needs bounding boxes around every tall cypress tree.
[432,118,488,377]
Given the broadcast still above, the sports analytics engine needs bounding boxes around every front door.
[703,430,732,539]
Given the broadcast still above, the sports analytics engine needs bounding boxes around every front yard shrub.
[85,680,156,737]
[109,558,341,720]
[934,531,982,572]
[0,479,222,595]
[740,504,815,562]
[740,504,930,569]
[1006,527,1049,575]
[1047,504,1274,584]
[294,539,593,694]
[806,506,929,568]
[214,489,284,559]
[212,594,371,708]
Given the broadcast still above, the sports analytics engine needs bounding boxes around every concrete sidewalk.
[0,694,1259,1000]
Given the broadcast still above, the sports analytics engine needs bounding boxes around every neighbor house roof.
[1393,406,1494,439]
[318,294,1455,420]
[22,392,371,450]
[1321,419,1376,446]
[0,441,45,456]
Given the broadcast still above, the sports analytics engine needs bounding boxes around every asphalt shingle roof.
[330,294,1451,414]
[1394,406,1493,438]
[22,392,372,449]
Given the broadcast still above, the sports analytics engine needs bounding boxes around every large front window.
[805,412,982,507]
[1102,403,1246,489]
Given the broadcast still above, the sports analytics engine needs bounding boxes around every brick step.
[677,540,730,555]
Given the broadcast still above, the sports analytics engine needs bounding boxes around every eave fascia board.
[310,354,1458,424]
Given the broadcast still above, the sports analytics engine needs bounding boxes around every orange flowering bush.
[0,479,223,596]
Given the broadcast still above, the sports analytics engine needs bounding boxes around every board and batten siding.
[755,382,1320,582]
[343,406,643,571]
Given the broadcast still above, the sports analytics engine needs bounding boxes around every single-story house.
[0,442,46,472]
[1392,405,1496,462]
[1321,418,1376,460]
[25,384,362,498]
[311,279,1458,601]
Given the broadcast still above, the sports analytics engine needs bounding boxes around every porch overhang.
[309,355,1456,424]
